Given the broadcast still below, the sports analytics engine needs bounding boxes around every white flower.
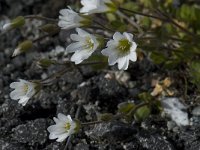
[80,0,116,14]
[58,8,91,30]
[66,28,99,64]
[10,79,40,106]
[101,32,137,70]
[47,114,79,142]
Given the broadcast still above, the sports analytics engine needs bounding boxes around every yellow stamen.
[65,122,71,131]
[117,39,132,55]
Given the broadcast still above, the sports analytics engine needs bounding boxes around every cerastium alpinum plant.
[2,0,200,149]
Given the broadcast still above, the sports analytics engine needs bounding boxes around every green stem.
[81,120,103,126]
[127,102,149,116]
[119,7,166,21]
[155,9,198,38]
[93,20,115,32]
[24,15,58,23]
[116,10,144,37]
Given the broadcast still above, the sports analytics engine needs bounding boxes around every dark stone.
[86,122,137,141]
[96,75,127,97]
[12,119,48,146]
[178,127,200,150]
[0,139,26,150]
[74,143,90,150]
[136,131,175,150]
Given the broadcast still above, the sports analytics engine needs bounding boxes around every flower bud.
[13,40,33,57]
[99,113,113,122]
[37,59,56,68]
[96,35,105,49]
[3,16,25,31]
[79,15,92,27]
[74,120,81,133]
[40,24,60,34]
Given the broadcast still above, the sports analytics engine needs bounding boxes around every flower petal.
[49,133,58,139]
[113,32,124,41]
[117,56,127,70]
[76,28,89,37]
[58,113,71,122]
[56,133,69,142]
[70,34,82,41]
[123,32,133,41]
[47,125,66,134]
[10,90,25,100]
[10,82,24,89]
[66,42,83,53]
[71,49,93,64]
[129,51,137,62]
[18,96,29,106]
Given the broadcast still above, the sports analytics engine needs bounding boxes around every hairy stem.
[81,120,103,126]
[24,15,58,23]
[116,10,144,37]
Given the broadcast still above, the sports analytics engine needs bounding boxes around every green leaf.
[140,17,152,29]
[138,92,153,103]
[118,102,135,115]
[134,105,151,121]
[189,61,200,88]
[110,20,127,32]
[106,13,116,22]
[150,51,167,64]
[122,2,139,11]
[163,59,180,69]
[139,0,158,8]
[99,113,113,122]
[85,55,107,70]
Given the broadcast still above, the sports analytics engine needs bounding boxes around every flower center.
[65,122,71,131]
[85,37,94,50]
[23,84,29,93]
[117,39,132,55]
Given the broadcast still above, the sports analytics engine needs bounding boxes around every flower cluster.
[58,0,137,70]
[8,0,139,144]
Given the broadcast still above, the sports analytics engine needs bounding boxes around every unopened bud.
[40,24,60,34]
[99,113,113,122]
[13,40,33,57]
[3,16,25,31]
[96,35,105,49]
[80,15,92,27]
[37,58,56,68]
[74,120,81,133]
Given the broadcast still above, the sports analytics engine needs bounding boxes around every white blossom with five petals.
[66,28,99,64]
[101,32,137,70]
[10,79,40,106]
[47,114,78,142]
[58,8,90,30]
[80,0,116,14]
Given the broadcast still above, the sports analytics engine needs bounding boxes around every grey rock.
[44,142,62,150]
[0,99,22,119]
[12,119,48,146]
[136,131,175,150]
[74,143,90,150]
[179,127,200,150]
[86,122,137,141]
[0,139,26,150]
[97,75,127,97]
[192,106,200,116]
